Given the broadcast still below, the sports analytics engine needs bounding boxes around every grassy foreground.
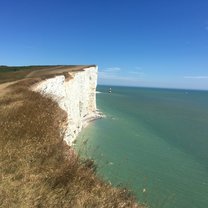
[0,77,145,207]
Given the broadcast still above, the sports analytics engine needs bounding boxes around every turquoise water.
[75,86,208,208]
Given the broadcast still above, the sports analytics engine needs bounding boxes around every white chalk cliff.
[33,66,101,145]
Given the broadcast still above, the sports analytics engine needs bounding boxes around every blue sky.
[0,0,208,89]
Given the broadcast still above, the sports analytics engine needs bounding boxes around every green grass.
[0,66,49,84]
[0,65,53,72]
[0,65,96,84]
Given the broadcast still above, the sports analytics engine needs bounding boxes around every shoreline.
[69,109,104,146]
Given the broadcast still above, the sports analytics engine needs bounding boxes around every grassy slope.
[0,67,145,208]
[0,65,95,84]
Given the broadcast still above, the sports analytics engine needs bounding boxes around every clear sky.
[0,0,208,89]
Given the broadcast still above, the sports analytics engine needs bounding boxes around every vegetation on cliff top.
[0,67,145,207]
[0,65,96,84]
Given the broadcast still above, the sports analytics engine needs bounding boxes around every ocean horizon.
[75,85,208,208]
[97,84,208,92]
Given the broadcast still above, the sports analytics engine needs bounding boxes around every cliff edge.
[32,65,102,145]
[0,65,145,207]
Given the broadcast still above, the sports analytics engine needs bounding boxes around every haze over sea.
[76,85,208,208]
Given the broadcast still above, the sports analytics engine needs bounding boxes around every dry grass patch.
[0,78,145,208]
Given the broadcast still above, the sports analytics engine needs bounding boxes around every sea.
[75,85,208,208]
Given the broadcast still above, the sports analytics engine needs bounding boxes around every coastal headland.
[0,65,145,207]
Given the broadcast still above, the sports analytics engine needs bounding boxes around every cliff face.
[33,66,100,145]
